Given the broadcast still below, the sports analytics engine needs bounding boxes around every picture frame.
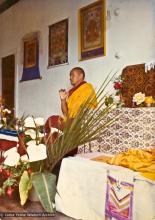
[48,18,68,68]
[24,38,37,68]
[20,33,41,82]
[78,0,106,61]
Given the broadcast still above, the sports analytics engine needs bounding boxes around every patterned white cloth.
[78,107,155,155]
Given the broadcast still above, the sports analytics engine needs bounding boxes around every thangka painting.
[105,176,134,220]
[21,33,41,82]
[79,0,106,61]
[48,19,68,67]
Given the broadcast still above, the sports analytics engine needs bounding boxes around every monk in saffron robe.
[45,67,97,152]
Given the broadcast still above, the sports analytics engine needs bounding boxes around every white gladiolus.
[27,143,47,162]
[34,117,44,126]
[24,117,35,128]
[133,92,145,105]
[4,151,20,166]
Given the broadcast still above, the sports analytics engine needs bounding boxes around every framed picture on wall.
[24,38,37,68]
[78,0,106,61]
[48,18,68,67]
[20,33,41,82]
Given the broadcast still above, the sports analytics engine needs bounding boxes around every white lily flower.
[4,151,20,166]
[34,117,44,126]
[26,140,36,147]
[27,143,47,162]
[4,147,17,158]
[24,117,35,128]
[25,129,36,139]
[21,154,28,161]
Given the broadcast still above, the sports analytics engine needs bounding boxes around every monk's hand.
[59,89,67,100]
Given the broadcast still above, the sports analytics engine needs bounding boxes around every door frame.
[0,48,18,117]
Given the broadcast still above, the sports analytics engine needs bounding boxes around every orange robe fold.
[92,148,155,181]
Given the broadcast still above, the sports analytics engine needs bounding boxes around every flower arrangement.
[132,92,145,106]
[113,76,123,96]
[113,76,124,107]
[0,116,56,213]
[132,92,155,107]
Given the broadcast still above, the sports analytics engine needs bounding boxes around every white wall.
[0,0,154,119]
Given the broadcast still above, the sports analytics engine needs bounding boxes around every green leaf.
[31,171,56,213]
[19,171,32,206]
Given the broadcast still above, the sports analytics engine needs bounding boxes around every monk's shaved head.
[70,67,85,86]
[70,67,85,79]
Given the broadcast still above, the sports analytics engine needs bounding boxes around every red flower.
[6,187,14,197]
[114,82,123,90]
[0,167,3,173]
[2,169,12,179]
[6,170,12,177]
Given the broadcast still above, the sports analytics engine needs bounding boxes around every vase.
[28,187,40,202]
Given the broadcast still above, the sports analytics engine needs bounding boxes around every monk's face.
[70,70,83,86]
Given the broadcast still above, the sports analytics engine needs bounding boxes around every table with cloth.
[55,156,155,220]
[56,107,155,220]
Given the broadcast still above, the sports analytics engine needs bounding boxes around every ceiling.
[0,0,20,14]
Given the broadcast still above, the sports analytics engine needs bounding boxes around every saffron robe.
[45,81,97,132]
[67,82,97,118]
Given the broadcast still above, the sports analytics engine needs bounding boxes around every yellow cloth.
[93,148,155,181]
[67,83,97,118]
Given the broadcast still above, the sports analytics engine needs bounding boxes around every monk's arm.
[61,99,68,117]
[59,89,68,117]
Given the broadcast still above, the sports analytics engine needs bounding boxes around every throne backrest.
[121,63,155,107]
